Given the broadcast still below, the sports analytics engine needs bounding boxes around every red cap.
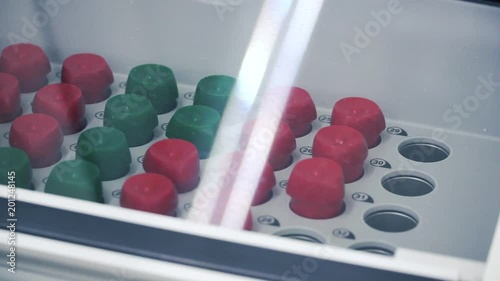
[283,87,317,137]
[32,83,86,135]
[252,160,276,206]
[286,158,345,219]
[223,152,276,206]
[244,212,253,231]
[270,122,296,170]
[313,125,368,183]
[331,97,385,148]
[0,44,51,93]
[9,113,63,168]
[208,152,275,226]
[120,173,178,216]
[242,120,296,171]
[62,53,114,104]
[0,73,21,123]
[143,139,200,193]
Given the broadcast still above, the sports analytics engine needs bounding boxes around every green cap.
[166,105,220,159]
[125,64,179,114]
[0,147,32,189]
[45,159,103,202]
[76,127,132,181]
[103,94,158,147]
[193,75,235,115]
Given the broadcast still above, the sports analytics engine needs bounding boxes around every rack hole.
[398,138,450,163]
[350,242,395,256]
[365,207,418,233]
[274,229,325,244]
[382,171,435,197]
[253,190,273,206]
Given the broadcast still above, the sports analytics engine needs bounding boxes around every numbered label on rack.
[352,192,374,203]
[333,228,356,240]
[279,180,288,189]
[370,158,391,169]
[137,156,144,164]
[300,146,312,155]
[257,215,280,227]
[318,115,331,124]
[112,189,121,198]
[95,111,104,120]
[387,126,408,136]
[184,92,194,100]
[161,123,169,131]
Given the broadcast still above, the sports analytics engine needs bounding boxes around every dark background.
[464,0,500,6]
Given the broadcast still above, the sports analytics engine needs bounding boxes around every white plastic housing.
[1,0,500,280]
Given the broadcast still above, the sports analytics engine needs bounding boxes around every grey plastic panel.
[1,0,499,135]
